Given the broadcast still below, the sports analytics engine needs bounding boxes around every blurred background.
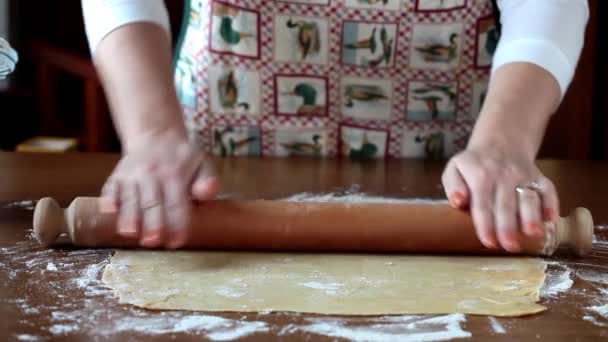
[0,1,606,158]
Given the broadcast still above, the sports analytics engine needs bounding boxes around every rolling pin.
[33,197,594,256]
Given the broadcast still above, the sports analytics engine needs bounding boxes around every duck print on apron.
[174,0,499,160]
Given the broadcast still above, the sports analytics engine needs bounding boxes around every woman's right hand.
[99,132,220,249]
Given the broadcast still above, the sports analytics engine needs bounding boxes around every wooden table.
[1,152,607,341]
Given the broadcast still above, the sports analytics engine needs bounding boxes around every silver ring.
[515,181,542,194]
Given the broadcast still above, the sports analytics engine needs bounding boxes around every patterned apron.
[174,0,498,160]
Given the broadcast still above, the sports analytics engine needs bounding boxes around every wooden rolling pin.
[33,197,594,256]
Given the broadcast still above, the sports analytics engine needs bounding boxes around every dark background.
[1,1,606,158]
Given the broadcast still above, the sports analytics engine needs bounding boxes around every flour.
[299,281,348,296]
[109,314,270,340]
[488,317,506,334]
[480,264,516,272]
[215,286,245,298]
[590,304,608,318]
[540,266,573,298]
[3,231,474,341]
[576,270,608,285]
[2,199,36,210]
[583,315,608,327]
[595,224,608,231]
[1,239,274,341]
[583,287,608,326]
[284,192,447,205]
[49,324,79,335]
[592,234,608,247]
[280,314,471,342]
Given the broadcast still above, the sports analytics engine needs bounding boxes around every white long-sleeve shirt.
[81,0,588,96]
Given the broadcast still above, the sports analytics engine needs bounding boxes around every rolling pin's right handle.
[551,207,594,257]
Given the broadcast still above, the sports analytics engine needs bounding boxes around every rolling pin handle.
[564,207,594,257]
[33,197,67,246]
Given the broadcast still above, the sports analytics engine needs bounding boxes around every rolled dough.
[102,251,547,317]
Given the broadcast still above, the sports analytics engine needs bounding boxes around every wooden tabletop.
[1,152,607,341]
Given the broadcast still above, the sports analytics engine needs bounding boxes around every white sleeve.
[492,0,589,96]
[81,0,170,55]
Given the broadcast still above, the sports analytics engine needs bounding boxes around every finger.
[441,159,470,210]
[99,179,119,213]
[163,178,191,249]
[517,187,544,238]
[192,178,221,201]
[459,168,498,249]
[117,183,141,238]
[495,184,523,253]
[139,180,165,248]
[191,158,221,200]
[536,177,560,222]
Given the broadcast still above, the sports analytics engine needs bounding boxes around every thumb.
[441,159,470,210]
[190,157,221,200]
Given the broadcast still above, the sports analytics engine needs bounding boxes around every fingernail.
[119,219,138,237]
[99,197,118,213]
[449,192,466,209]
[140,231,161,248]
[193,179,220,199]
[483,237,498,249]
[504,241,522,253]
[166,240,184,250]
[543,208,556,222]
[165,232,187,250]
[525,222,544,237]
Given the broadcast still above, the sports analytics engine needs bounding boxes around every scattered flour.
[48,324,79,335]
[480,265,516,272]
[280,314,471,342]
[575,269,608,285]
[592,234,608,247]
[215,286,245,298]
[299,281,348,296]
[541,266,573,298]
[3,233,472,341]
[488,317,506,334]
[594,224,608,231]
[583,315,608,327]
[109,314,270,340]
[1,200,36,210]
[284,192,447,205]
[590,304,608,318]
[583,287,608,326]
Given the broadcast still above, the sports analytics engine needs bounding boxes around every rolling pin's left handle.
[33,197,71,246]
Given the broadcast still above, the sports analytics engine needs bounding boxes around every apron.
[174,0,498,160]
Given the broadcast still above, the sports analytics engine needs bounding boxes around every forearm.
[468,62,560,161]
[93,22,185,151]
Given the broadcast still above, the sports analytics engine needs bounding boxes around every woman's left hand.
[441,144,559,253]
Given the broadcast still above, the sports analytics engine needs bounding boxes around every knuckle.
[498,201,517,213]
[542,179,557,193]
[519,189,539,202]
[471,169,492,187]
[143,215,163,232]
[496,222,517,236]
[472,211,493,231]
